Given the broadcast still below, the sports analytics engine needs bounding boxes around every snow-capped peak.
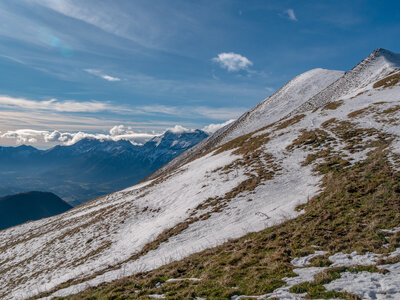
[369,48,400,66]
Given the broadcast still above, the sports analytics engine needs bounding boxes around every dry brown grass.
[347,107,370,118]
[275,114,305,130]
[322,100,344,111]
[286,129,332,150]
[373,72,400,89]
[382,105,400,115]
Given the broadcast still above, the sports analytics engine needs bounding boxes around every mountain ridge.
[290,48,400,115]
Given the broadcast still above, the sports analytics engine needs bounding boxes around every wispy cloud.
[136,105,181,116]
[284,9,298,21]
[31,0,197,53]
[265,86,275,93]
[84,69,121,82]
[0,110,124,132]
[212,52,253,72]
[0,94,246,132]
[134,105,246,120]
[0,95,127,113]
[194,106,244,120]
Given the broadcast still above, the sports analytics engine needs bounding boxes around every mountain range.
[1,49,400,299]
[0,128,208,205]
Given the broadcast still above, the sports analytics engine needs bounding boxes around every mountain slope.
[148,49,400,182]
[147,68,344,181]
[1,49,400,299]
[0,129,208,205]
[0,191,72,230]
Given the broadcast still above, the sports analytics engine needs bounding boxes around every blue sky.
[1,0,400,146]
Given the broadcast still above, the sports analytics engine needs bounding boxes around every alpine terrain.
[2,48,400,299]
[0,128,208,206]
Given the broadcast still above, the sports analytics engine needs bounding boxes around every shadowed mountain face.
[0,191,72,230]
[0,129,208,206]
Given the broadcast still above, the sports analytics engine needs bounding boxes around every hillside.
[0,191,72,230]
[0,129,208,205]
[1,48,400,299]
[147,68,344,180]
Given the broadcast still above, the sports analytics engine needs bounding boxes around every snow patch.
[329,251,381,267]
[381,227,400,234]
[325,262,400,299]
[291,251,328,267]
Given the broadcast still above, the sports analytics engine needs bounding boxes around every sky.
[1,0,400,147]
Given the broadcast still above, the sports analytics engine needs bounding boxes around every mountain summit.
[2,49,400,299]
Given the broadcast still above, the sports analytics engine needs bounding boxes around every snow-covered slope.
[1,49,400,299]
[217,68,344,144]
[148,68,343,180]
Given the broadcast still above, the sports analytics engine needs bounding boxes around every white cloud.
[166,125,195,134]
[0,95,126,113]
[2,126,158,146]
[1,129,48,144]
[212,52,253,72]
[47,129,156,146]
[84,69,121,82]
[109,125,129,136]
[202,119,235,134]
[285,9,297,21]
[43,130,60,142]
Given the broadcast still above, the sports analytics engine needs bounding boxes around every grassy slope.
[51,110,400,299]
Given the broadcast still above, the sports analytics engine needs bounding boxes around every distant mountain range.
[0,129,208,205]
[0,191,72,230]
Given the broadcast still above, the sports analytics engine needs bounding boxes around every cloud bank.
[1,129,48,144]
[1,126,156,146]
[212,52,253,71]
[0,120,236,147]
